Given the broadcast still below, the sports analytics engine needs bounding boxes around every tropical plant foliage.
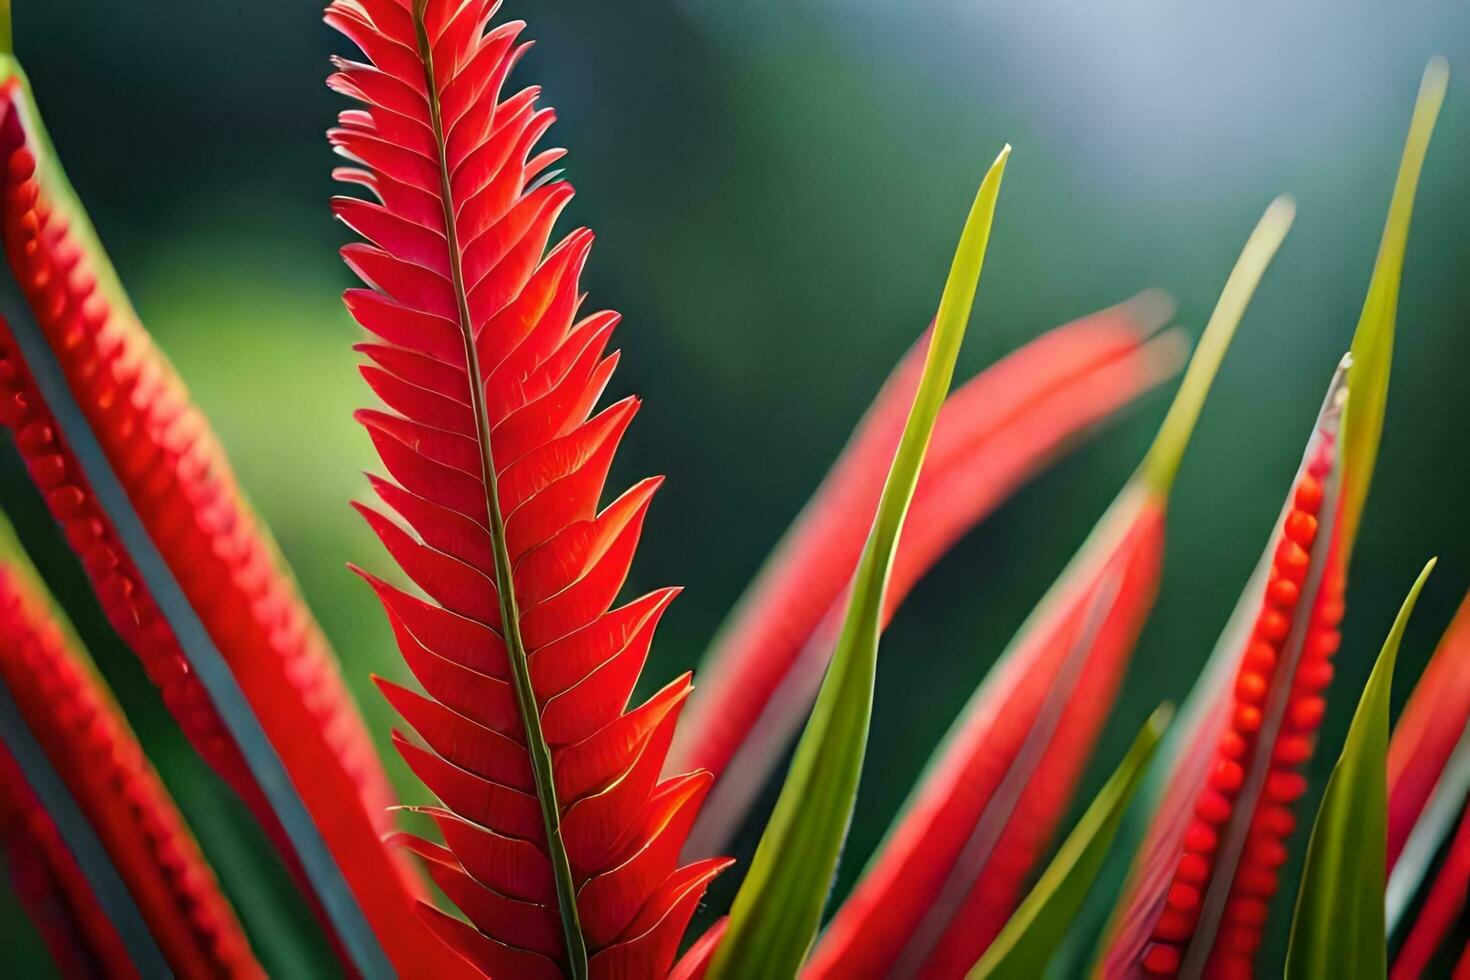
[0,2,1461,978]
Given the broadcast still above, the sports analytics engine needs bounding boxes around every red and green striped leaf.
[808,197,1292,980]
[672,296,1184,858]
[328,1,727,976]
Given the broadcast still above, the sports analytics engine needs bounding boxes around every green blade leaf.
[1137,195,1295,497]
[707,144,1011,980]
[1339,59,1446,559]
[1285,557,1437,980]
[968,705,1172,980]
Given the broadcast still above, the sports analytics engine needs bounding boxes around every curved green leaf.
[1285,558,1437,980]
[1339,59,1446,559]
[707,145,1011,979]
[1138,195,1295,497]
[969,705,1172,980]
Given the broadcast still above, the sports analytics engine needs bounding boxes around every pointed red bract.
[1387,591,1470,869]
[807,486,1167,978]
[0,562,260,977]
[0,80,450,969]
[328,0,724,973]
[673,300,1180,855]
[1102,369,1348,978]
[669,917,727,980]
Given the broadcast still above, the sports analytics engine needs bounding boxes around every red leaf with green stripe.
[327,1,725,976]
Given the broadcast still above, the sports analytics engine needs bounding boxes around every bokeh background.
[2,0,1468,974]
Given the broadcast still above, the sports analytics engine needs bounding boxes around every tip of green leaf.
[1144,702,1176,739]
[0,0,11,57]
[1338,59,1447,560]
[1137,195,1295,497]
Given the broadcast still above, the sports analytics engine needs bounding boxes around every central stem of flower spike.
[412,4,590,976]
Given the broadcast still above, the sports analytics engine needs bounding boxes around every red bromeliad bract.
[0,562,259,977]
[327,0,726,976]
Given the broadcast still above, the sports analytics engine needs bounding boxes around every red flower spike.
[1387,591,1470,869]
[673,298,1183,857]
[0,69,445,971]
[0,745,135,978]
[1101,363,1350,979]
[327,1,725,975]
[0,561,260,977]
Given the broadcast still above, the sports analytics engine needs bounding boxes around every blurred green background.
[2,0,1469,975]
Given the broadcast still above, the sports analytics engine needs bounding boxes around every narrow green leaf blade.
[708,145,1011,979]
[969,705,1172,980]
[1137,195,1295,497]
[1285,558,1437,980]
[1339,59,1446,558]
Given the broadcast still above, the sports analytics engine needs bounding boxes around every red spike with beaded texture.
[327,0,726,975]
[0,743,136,978]
[0,561,260,977]
[0,76,449,970]
[1103,367,1348,980]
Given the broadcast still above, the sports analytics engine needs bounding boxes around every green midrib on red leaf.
[410,2,588,975]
